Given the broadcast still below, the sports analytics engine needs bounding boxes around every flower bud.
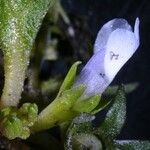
[75,18,140,96]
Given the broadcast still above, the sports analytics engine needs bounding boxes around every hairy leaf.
[114,140,150,150]
[64,114,106,150]
[97,85,126,139]
[0,0,56,107]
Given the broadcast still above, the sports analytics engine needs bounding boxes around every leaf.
[57,61,81,97]
[0,0,56,107]
[114,140,150,150]
[72,113,95,125]
[32,85,85,132]
[0,0,56,49]
[97,85,126,139]
[2,115,23,140]
[65,113,96,150]
[91,98,111,114]
[104,82,139,95]
[72,95,100,113]
[18,103,38,127]
[0,103,38,139]
[72,133,103,150]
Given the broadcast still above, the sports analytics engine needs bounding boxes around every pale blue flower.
[75,18,140,96]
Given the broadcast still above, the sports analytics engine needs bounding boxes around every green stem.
[0,49,29,108]
[31,86,85,133]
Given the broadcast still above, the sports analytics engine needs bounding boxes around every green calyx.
[32,62,104,132]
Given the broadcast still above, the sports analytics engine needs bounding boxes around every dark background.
[60,0,150,140]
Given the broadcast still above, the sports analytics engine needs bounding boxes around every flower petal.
[94,19,132,53]
[104,28,139,81]
[134,17,140,44]
[75,51,109,96]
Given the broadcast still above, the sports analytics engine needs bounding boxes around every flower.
[75,18,140,96]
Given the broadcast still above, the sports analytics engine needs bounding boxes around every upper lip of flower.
[94,18,140,54]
